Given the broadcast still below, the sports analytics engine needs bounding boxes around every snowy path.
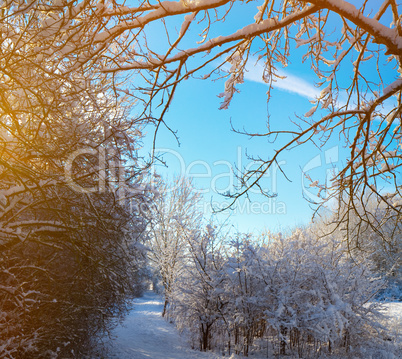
[107,292,222,359]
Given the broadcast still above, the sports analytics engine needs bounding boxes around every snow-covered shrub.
[222,236,268,356]
[0,186,150,358]
[169,225,227,352]
[170,227,392,357]
[256,229,386,357]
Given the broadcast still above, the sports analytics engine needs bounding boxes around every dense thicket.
[0,1,153,356]
[0,192,149,357]
[167,226,398,358]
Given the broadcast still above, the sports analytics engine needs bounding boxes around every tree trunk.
[162,298,168,317]
[279,325,287,355]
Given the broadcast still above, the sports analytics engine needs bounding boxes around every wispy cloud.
[242,61,397,120]
[244,61,320,100]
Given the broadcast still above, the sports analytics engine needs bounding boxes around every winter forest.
[0,0,401,358]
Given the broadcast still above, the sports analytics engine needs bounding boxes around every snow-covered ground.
[107,292,402,358]
[383,302,402,323]
[382,302,402,348]
[107,292,222,358]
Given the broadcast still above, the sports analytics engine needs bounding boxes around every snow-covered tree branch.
[71,0,401,246]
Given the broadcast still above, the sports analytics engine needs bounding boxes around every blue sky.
[137,1,398,233]
[144,65,347,233]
